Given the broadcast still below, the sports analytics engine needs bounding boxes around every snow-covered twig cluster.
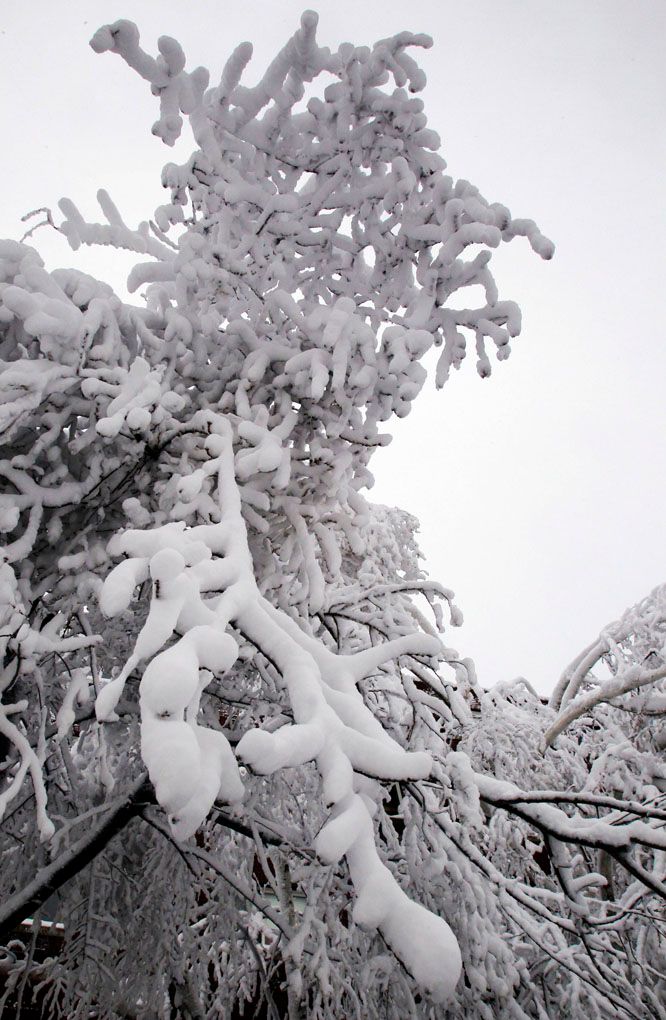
[547,584,666,744]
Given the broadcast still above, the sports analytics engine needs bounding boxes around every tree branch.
[0,774,151,944]
[544,662,666,747]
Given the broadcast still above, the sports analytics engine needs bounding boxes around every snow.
[315,793,368,864]
[346,798,462,1002]
[139,639,202,721]
[169,725,244,841]
[55,669,91,741]
[99,556,149,617]
[141,718,201,814]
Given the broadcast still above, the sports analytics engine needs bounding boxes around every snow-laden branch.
[544,661,666,747]
[95,418,461,1001]
[474,770,666,862]
[0,702,53,841]
[0,774,150,944]
[546,584,666,743]
[550,584,666,710]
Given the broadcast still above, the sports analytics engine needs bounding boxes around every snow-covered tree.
[0,12,663,1020]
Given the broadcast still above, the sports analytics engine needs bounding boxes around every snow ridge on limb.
[99,419,460,1001]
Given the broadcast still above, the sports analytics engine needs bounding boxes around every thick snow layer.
[169,725,244,841]
[99,557,149,617]
[141,718,201,814]
[346,797,462,1001]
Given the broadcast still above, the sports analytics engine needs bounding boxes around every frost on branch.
[19,12,666,1020]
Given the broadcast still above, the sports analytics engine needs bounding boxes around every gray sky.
[1,1,665,693]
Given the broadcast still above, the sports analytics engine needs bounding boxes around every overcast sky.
[1,1,664,694]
